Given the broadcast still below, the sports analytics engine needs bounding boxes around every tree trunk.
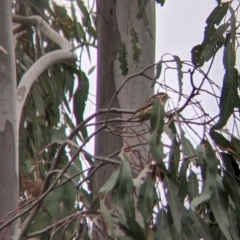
[94,0,155,238]
[0,2,19,238]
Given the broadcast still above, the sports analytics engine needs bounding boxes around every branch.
[12,15,71,50]
[16,50,76,127]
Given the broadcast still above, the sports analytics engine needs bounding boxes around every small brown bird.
[129,92,169,122]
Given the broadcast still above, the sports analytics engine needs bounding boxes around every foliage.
[2,1,240,240]
[9,0,96,238]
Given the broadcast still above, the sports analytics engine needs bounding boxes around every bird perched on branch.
[128,92,169,122]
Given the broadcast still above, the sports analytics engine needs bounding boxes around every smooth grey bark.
[93,0,122,239]
[94,0,155,238]
[0,1,19,238]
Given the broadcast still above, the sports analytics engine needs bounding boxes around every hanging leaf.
[100,199,114,238]
[164,177,184,238]
[221,153,240,221]
[191,140,218,210]
[73,71,89,139]
[182,217,200,240]
[76,0,90,27]
[173,55,183,104]
[98,168,120,197]
[71,3,85,42]
[212,69,239,131]
[151,60,162,88]
[122,181,135,219]
[177,160,189,202]
[112,152,132,211]
[168,138,180,183]
[149,98,166,168]
[32,84,45,117]
[187,211,213,240]
[137,177,156,232]
[210,130,235,153]
[118,216,145,240]
[175,113,196,163]
[188,171,199,201]
[155,209,168,240]
[228,204,239,240]
[199,23,229,65]
[229,6,236,49]
[203,2,230,45]
[118,42,128,75]
[223,36,235,70]
[209,176,231,240]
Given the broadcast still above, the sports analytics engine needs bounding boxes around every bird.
[127,92,169,122]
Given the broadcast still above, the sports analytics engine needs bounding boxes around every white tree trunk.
[0,1,19,238]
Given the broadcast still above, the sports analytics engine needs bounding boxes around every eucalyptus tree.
[2,1,240,240]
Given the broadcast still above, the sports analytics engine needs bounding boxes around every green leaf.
[231,136,240,158]
[199,23,229,65]
[137,177,155,231]
[122,181,135,219]
[228,204,239,240]
[118,216,145,240]
[210,131,235,153]
[223,36,235,70]
[177,160,189,202]
[168,138,180,182]
[88,65,96,75]
[176,114,195,162]
[33,123,42,151]
[76,0,90,27]
[112,152,132,211]
[155,209,168,240]
[187,211,213,240]
[73,71,89,139]
[118,42,128,75]
[229,6,236,49]
[209,176,231,240]
[98,168,120,197]
[188,171,199,201]
[173,55,183,103]
[51,124,67,142]
[44,185,65,219]
[221,153,240,221]
[203,2,230,45]
[32,84,45,117]
[191,140,218,210]
[182,217,200,240]
[53,2,68,18]
[164,177,184,237]
[149,98,166,167]
[151,61,162,88]
[71,3,85,41]
[100,199,114,238]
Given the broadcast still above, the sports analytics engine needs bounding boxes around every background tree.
[2,0,240,240]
